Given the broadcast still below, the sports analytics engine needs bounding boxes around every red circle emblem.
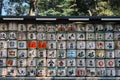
[108,61,113,67]
[98,61,104,66]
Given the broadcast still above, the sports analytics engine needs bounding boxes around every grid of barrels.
[0,23,120,77]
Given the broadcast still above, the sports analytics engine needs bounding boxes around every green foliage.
[37,0,76,16]
[94,1,113,16]
[62,9,75,16]
[99,9,113,16]
[38,9,61,16]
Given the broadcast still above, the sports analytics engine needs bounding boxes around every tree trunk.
[29,0,38,16]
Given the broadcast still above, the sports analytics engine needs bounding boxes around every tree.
[109,0,120,16]
[95,1,113,16]
[60,0,77,16]
[75,0,114,16]
[1,0,120,16]
[75,0,96,16]
[37,0,63,16]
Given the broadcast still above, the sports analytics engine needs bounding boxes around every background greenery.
[1,0,120,16]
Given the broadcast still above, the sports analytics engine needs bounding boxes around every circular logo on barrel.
[98,60,104,67]
[108,60,114,67]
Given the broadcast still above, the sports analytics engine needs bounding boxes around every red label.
[77,70,86,76]
[7,60,13,66]
[28,41,37,48]
[38,41,46,49]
